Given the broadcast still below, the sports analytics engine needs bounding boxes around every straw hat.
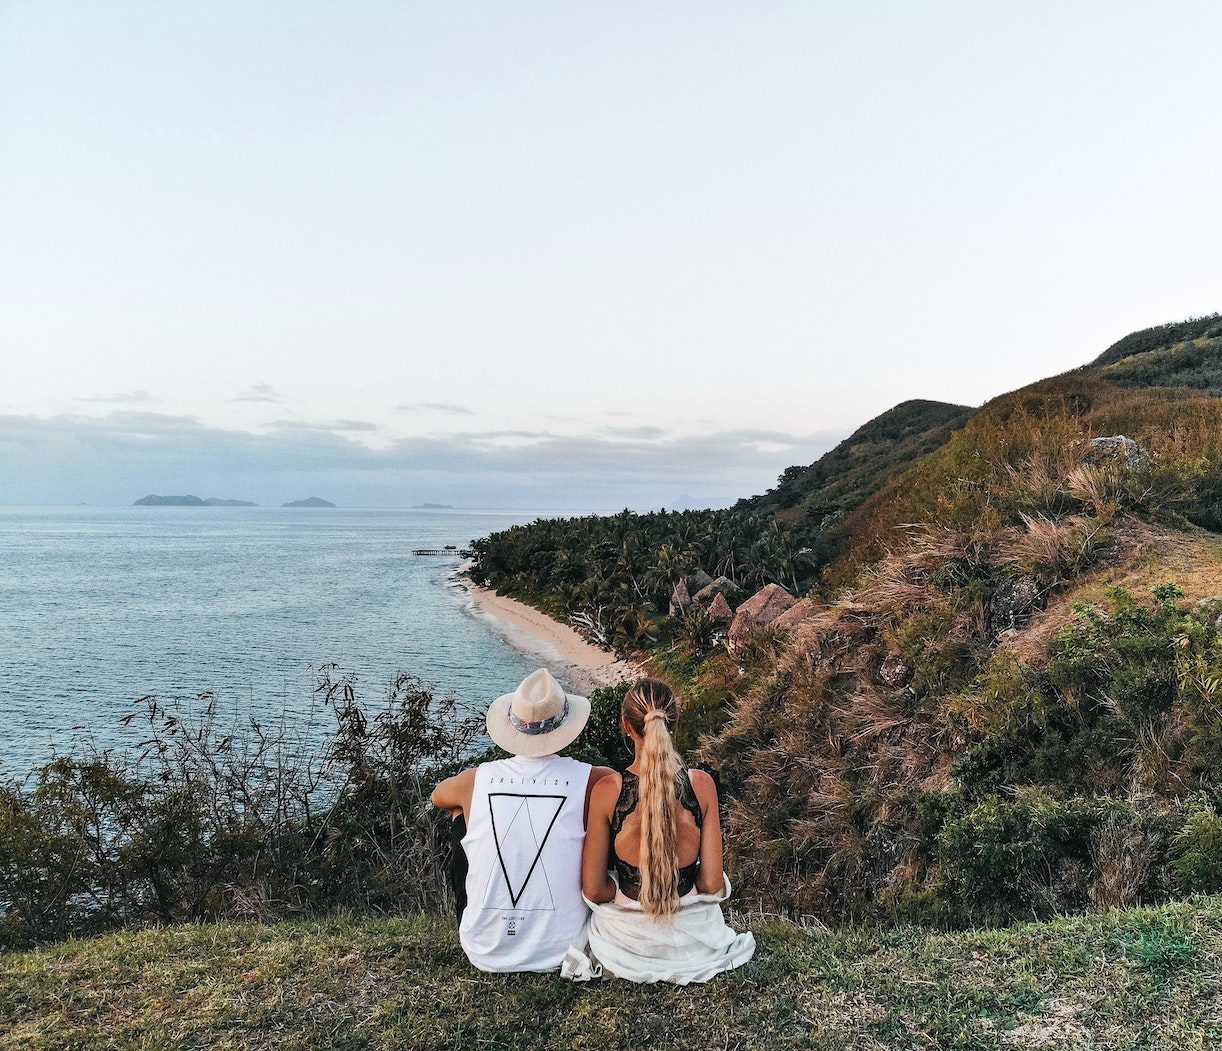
[486,668,590,757]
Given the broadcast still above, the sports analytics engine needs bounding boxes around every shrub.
[937,790,1105,917]
[0,667,482,949]
[1169,797,1222,892]
[562,682,633,770]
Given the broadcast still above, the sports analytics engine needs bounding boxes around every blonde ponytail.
[623,679,683,920]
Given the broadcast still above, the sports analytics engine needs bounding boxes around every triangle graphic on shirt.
[485,793,565,911]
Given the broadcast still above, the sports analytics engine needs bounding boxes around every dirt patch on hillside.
[1002,521,1222,666]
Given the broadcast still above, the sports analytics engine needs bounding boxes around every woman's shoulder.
[686,767,719,803]
[590,769,624,806]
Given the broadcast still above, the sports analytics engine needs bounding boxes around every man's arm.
[431,768,476,820]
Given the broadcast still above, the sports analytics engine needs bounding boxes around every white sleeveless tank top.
[459,754,592,972]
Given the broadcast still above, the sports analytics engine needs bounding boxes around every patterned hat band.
[509,696,569,736]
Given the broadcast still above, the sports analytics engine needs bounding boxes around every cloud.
[231,383,284,404]
[599,425,668,440]
[81,390,156,404]
[0,411,850,511]
[395,401,473,415]
[266,419,383,433]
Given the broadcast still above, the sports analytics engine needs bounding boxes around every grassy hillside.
[3,900,1219,1049]
[1085,314,1222,394]
[710,369,1222,921]
[471,315,1220,642]
[737,398,974,560]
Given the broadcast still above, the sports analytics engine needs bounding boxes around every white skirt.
[561,874,755,985]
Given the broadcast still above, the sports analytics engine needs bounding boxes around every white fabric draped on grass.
[560,875,755,985]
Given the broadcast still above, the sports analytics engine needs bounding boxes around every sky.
[2,2,1221,509]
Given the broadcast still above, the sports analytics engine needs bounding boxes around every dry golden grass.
[1001,523,1222,667]
[829,373,1222,587]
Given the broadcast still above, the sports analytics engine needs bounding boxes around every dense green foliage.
[1088,313,1221,368]
[470,507,814,650]
[5,900,1220,1048]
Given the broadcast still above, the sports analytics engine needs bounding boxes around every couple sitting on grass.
[432,668,755,984]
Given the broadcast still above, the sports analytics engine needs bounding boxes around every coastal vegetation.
[472,316,1222,926]
[0,669,476,949]
[0,668,635,951]
[5,315,1220,1044]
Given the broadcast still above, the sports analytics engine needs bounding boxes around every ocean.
[0,506,554,773]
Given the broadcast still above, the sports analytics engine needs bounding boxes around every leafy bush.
[937,790,1103,916]
[1170,796,1222,892]
[0,667,482,949]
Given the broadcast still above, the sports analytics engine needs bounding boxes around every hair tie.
[644,710,668,725]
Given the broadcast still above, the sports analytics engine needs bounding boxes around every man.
[432,668,613,973]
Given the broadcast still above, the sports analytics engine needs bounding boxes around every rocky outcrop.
[771,597,819,631]
[988,575,1043,634]
[687,569,715,594]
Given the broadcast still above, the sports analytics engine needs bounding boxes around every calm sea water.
[0,507,551,773]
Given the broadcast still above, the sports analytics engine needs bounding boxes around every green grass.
[2,900,1220,1049]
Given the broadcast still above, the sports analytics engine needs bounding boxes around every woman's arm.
[431,768,476,819]
[691,769,725,895]
[581,774,620,904]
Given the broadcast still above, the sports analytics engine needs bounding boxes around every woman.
[562,678,755,984]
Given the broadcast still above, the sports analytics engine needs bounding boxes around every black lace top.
[609,768,703,895]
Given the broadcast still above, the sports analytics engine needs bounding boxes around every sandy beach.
[447,571,639,695]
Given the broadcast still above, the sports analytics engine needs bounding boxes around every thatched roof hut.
[669,579,692,616]
[728,583,796,649]
[693,575,738,604]
[687,569,714,594]
[708,591,734,622]
[771,597,818,631]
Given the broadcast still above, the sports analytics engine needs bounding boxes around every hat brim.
[485,690,591,757]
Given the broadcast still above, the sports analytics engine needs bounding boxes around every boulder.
[708,592,734,622]
[687,569,714,594]
[728,584,797,649]
[1086,435,1146,470]
[878,652,912,689]
[693,575,739,604]
[771,597,819,631]
[988,575,1043,634]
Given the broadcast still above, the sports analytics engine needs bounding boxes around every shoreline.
[445,568,640,695]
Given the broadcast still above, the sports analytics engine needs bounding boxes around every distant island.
[281,497,337,508]
[412,503,455,510]
[134,495,258,507]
